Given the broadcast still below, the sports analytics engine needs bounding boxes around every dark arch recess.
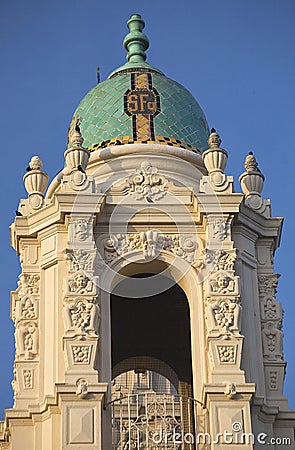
[111,274,193,386]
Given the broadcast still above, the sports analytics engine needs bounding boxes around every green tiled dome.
[71,71,209,152]
[69,14,209,152]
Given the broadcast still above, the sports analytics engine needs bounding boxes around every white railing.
[110,392,207,449]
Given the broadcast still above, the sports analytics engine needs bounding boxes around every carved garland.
[103,231,198,264]
[127,161,171,202]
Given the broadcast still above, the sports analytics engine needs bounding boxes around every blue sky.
[0,0,294,416]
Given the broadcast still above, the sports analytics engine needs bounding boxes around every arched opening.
[109,273,202,449]
[111,273,193,396]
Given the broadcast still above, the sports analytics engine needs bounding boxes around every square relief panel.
[68,407,94,444]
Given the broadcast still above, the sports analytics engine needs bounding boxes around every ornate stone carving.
[73,218,88,241]
[164,235,197,263]
[209,272,237,295]
[19,274,40,296]
[63,299,100,336]
[195,249,236,274]
[141,230,164,259]
[12,274,40,325]
[23,369,33,389]
[217,345,236,363]
[19,297,38,320]
[258,274,279,297]
[11,367,19,402]
[214,249,236,271]
[224,383,237,399]
[262,297,281,321]
[72,345,91,364]
[104,232,197,263]
[205,297,241,335]
[76,378,88,399]
[194,248,215,270]
[66,272,95,295]
[16,322,39,360]
[213,219,227,241]
[65,249,95,272]
[104,233,142,262]
[262,322,283,360]
[12,295,38,324]
[127,161,171,202]
[269,371,278,391]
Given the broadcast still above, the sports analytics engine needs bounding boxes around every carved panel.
[262,321,283,360]
[261,296,282,321]
[19,274,40,296]
[217,345,236,364]
[256,242,275,267]
[209,271,238,295]
[214,249,236,271]
[11,367,19,399]
[65,271,97,296]
[269,370,278,391]
[73,219,88,241]
[13,296,38,323]
[12,273,40,327]
[65,249,95,273]
[68,217,93,244]
[212,218,228,241]
[63,299,100,336]
[258,274,279,297]
[72,345,92,364]
[19,243,39,267]
[205,297,241,335]
[16,322,39,360]
[22,369,33,389]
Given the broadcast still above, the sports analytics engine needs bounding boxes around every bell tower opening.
[110,273,193,396]
[111,273,202,449]
[110,273,199,448]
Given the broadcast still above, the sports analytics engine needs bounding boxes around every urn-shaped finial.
[64,123,90,174]
[69,124,84,148]
[202,128,228,175]
[29,155,43,170]
[239,151,264,197]
[23,156,49,197]
[207,128,222,149]
[244,151,258,171]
